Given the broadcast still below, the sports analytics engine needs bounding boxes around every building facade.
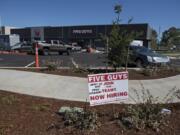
[0,26,15,35]
[0,34,20,50]
[11,23,153,48]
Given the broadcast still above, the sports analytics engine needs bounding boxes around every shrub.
[47,64,57,71]
[62,108,99,131]
[0,127,5,135]
[141,67,158,77]
[114,85,179,132]
[72,67,88,74]
[43,59,62,71]
[32,104,51,111]
[0,95,18,105]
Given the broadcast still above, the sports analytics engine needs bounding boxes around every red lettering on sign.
[90,95,105,101]
[102,88,115,93]
[104,81,114,85]
[107,92,128,98]
[88,72,128,83]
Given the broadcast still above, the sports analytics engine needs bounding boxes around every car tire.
[59,51,63,55]
[136,59,144,68]
[43,49,49,56]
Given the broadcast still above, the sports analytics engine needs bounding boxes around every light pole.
[0,16,2,34]
[158,26,161,48]
[106,37,109,71]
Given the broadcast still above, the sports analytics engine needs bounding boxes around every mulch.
[17,68,180,80]
[0,90,180,135]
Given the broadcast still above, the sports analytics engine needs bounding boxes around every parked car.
[11,42,34,54]
[129,46,170,67]
[34,40,72,55]
[71,43,82,51]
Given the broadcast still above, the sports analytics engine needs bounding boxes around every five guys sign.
[88,72,128,106]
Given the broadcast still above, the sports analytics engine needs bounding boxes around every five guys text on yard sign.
[88,72,128,106]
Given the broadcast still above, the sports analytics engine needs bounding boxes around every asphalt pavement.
[0,53,106,68]
[0,53,179,68]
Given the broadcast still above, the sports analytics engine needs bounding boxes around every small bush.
[62,108,99,131]
[32,104,50,111]
[43,59,62,71]
[141,67,157,77]
[47,64,57,71]
[0,127,5,135]
[114,85,179,132]
[175,89,180,99]
[72,67,88,74]
[119,103,164,131]
[0,95,18,105]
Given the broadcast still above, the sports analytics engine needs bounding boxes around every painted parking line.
[25,61,35,67]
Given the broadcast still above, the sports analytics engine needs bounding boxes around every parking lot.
[0,53,106,68]
[0,53,180,68]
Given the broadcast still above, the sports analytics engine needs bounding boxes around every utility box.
[0,34,20,50]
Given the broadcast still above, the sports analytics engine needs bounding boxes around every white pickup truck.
[36,40,72,55]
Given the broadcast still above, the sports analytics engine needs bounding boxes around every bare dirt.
[17,68,180,80]
[0,90,180,135]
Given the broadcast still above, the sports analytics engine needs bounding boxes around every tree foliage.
[107,3,135,70]
[161,27,180,48]
[150,29,158,50]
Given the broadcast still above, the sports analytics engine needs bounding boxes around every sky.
[0,0,180,35]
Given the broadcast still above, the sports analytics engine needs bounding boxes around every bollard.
[35,43,39,68]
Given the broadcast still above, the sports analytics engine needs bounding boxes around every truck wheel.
[43,49,49,56]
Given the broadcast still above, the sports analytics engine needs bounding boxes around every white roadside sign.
[88,72,128,106]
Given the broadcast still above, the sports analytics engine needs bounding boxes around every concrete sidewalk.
[0,69,179,104]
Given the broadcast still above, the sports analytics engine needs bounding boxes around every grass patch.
[31,104,51,111]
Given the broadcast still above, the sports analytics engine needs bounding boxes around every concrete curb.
[0,66,141,71]
[0,51,27,55]
[170,57,180,60]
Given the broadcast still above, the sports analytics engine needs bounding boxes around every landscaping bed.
[17,67,180,80]
[0,90,180,135]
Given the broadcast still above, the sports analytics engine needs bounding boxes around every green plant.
[175,89,180,99]
[105,3,138,71]
[47,64,57,71]
[0,95,18,105]
[62,108,99,131]
[72,67,88,74]
[43,59,62,71]
[0,127,5,135]
[115,85,179,132]
[32,104,50,111]
[121,103,164,131]
[161,27,180,48]
[141,67,158,77]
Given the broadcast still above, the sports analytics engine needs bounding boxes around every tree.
[161,27,180,48]
[107,3,135,70]
[150,29,158,50]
